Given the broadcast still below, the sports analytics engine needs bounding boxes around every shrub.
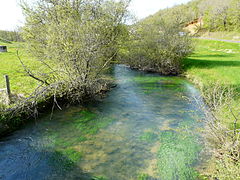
[120,17,193,75]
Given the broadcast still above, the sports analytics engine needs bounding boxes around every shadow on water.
[0,65,207,180]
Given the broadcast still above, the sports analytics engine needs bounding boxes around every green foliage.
[0,30,23,42]
[120,17,192,75]
[214,156,240,179]
[139,131,157,143]
[145,0,240,33]
[21,0,129,97]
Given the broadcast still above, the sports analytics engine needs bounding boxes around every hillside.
[143,0,240,35]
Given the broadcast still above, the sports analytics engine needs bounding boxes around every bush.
[21,0,129,91]
[120,17,193,75]
[197,83,240,179]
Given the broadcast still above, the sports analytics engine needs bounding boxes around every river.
[0,65,206,180]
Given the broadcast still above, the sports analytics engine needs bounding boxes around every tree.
[121,15,193,75]
[21,0,130,100]
[0,29,23,42]
[228,0,240,31]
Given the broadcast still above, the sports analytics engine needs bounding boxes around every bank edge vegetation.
[0,0,239,179]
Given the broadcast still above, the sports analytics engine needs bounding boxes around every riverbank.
[0,41,114,136]
[0,40,117,137]
[0,78,114,137]
[183,39,240,179]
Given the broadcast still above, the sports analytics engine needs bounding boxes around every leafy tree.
[21,0,129,100]
[146,0,240,33]
[120,16,192,75]
[0,29,23,42]
[228,0,240,31]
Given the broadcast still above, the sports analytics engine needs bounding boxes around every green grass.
[184,39,240,86]
[184,39,240,179]
[0,41,40,95]
[184,39,240,126]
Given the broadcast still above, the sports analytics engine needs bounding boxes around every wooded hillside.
[143,0,240,32]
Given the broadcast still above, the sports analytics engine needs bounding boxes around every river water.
[0,65,206,180]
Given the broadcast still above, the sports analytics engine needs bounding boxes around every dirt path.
[195,37,240,43]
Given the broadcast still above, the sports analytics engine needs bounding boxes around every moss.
[92,176,108,180]
[50,150,76,171]
[157,130,202,180]
[139,131,158,143]
[137,173,151,180]
[75,114,116,136]
[62,148,83,162]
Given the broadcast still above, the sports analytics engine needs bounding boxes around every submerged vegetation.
[157,130,201,180]
[0,67,205,179]
[0,0,240,179]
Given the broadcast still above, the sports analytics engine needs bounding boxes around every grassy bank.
[183,39,240,179]
[184,39,240,87]
[0,40,114,137]
[0,41,39,95]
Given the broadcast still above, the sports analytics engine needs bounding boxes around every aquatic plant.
[157,130,201,180]
[140,131,158,143]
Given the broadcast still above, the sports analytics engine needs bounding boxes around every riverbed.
[0,65,206,180]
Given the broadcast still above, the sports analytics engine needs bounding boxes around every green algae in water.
[50,150,77,171]
[157,130,202,180]
[92,176,109,180]
[140,131,158,143]
[0,65,206,180]
[43,109,118,171]
[62,148,83,162]
[137,173,151,180]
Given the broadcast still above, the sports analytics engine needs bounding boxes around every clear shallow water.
[0,65,205,180]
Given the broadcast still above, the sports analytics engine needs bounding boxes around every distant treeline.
[0,30,23,42]
[144,0,240,32]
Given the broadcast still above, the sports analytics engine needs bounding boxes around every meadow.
[0,41,39,95]
[184,39,240,86]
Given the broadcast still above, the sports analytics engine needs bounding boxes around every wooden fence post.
[4,75,11,104]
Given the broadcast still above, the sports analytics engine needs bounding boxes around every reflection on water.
[0,65,205,180]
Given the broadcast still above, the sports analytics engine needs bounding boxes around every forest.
[145,0,240,32]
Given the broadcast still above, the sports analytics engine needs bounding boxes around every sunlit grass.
[184,39,240,128]
[0,41,40,95]
[183,39,240,86]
